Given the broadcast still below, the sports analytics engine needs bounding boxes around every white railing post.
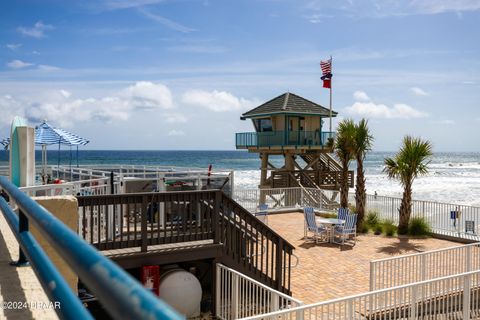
[409,285,417,320]
[270,293,279,313]
[466,245,472,272]
[369,261,375,291]
[232,272,239,319]
[295,301,304,320]
[347,299,353,319]
[216,264,221,318]
[421,254,426,282]
[463,274,471,319]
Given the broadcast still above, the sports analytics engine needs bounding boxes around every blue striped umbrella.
[34,121,89,178]
[1,138,10,150]
[35,121,89,146]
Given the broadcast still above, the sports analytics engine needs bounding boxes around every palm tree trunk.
[398,182,412,234]
[355,158,366,226]
[340,157,349,208]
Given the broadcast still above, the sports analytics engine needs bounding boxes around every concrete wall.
[31,196,79,294]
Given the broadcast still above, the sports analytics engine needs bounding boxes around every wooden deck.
[102,239,223,269]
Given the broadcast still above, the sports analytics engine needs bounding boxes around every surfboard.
[10,116,27,187]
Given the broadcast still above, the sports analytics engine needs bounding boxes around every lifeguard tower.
[236,92,353,205]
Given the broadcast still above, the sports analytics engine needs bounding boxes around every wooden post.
[141,195,148,252]
[259,153,268,205]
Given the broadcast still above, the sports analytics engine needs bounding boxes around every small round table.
[316,217,345,243]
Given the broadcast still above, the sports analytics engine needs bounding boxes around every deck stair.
[77,190,295,295]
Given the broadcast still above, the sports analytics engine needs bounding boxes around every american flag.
[320,58,332,75]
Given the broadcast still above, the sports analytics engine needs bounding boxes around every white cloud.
[37,64,61,72]
[6,59,34,69]
[345,102,428,119]
[0,95,25,126]
[6,43,22,51]
[101,0,164,10]
[434,119,455,125]
[303,0,480,19]
[121,81,174,109]
[409,0,480,15]
[163,113,187,123]
[17,21,54,38]
[410,87,429,96]
[138,8,195,33]
[0,82,175,128]
[353,90,370,101]
[182,89,256,112]
[167,130,185,136]
[167,45,227,54]
[59,90,71,98]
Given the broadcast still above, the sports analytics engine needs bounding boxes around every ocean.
[1,150,479,206]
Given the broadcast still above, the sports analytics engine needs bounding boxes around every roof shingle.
[241,92,337,119]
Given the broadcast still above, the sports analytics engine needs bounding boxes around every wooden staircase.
[77,190,295,295]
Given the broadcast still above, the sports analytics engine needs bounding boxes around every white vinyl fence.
[216,264,303,320]
[370,242,480,291]
[241,269,480,320]
[351,193,480,241]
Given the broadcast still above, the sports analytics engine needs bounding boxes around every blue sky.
[1,0,479,151]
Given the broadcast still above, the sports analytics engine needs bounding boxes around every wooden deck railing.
[76,190,295,293]
[272,169,354,189]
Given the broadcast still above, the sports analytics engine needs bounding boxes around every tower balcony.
[236,131,335,151]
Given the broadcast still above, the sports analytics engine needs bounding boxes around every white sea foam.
[234,165,480,207]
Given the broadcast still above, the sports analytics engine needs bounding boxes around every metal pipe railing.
[0,196,92,320]
[240,268,480,320]
[216,264,303,320]
[370,242,480,291]
[0,176,183,320]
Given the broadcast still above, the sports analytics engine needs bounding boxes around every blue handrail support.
[0,176,183,320]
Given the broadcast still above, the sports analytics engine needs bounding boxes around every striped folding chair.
[303,207,328,244]
[338,207,349,221]
[333,213,357,246]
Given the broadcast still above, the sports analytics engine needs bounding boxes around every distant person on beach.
[374,191,377,199]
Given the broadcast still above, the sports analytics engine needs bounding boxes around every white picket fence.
[241,269,480,320]
[370,242,480,291]
[216,264,303,320]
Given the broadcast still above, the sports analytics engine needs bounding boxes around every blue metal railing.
[0,176,183,320]
[236,131,336,148]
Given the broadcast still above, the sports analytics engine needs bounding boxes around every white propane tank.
[159,269,202,317]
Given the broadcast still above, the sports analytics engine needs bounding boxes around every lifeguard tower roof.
[240,92,337,120]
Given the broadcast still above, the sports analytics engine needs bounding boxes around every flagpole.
[329,55,333,137]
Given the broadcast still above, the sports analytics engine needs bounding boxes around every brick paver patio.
[268,212,463,304]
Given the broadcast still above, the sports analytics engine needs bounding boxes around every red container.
[141,266,160,296]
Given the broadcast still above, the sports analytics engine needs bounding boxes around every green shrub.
[358,221,370,234]
[365,210,379,227]
[319,212,338,219]
[408,217,431,236]
[373,223,383,235]
[382,219,397,237]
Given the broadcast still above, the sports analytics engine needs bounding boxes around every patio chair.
[333,213,357,246]
[256,203,269,225]
[304,207,328,244]
[337,207,349,221]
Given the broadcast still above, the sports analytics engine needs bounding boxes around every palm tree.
[353,119,373,226]
[334,119,356,208]
[383,136,433,234]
